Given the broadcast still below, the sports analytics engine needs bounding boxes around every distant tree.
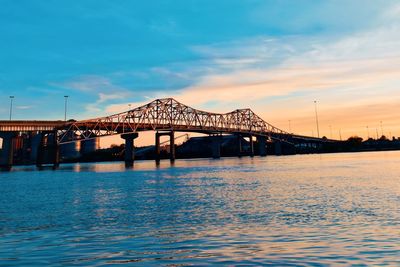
[347,136,363,142]
[347,136,363,145]
[378,135,388,141]
[322,136,328,140]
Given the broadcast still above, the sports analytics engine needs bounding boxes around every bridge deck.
[0,120,66,132]
[0,98,337,143]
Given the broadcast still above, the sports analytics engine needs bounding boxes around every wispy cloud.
[15,105,33,110]
[51,75,118,92]
[99,5,400,137]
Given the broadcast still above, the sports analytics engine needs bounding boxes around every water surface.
[1,152,399,266]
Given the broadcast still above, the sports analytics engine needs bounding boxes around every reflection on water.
[1,152,399,266]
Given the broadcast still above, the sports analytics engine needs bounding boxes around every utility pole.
[339,129,342,141]
[314,100,320,138]
[9,96,14,120]
[64,95,69,121]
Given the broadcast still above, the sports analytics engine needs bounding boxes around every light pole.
[288,120,292,133]
[380,121,383,137]
[366,126,370,139]
[314,100,320,138]
[9,96,14,120]
[339,129,342,141]
[64,96,69,121]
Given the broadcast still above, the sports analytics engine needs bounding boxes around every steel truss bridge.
[0,98,333,169]
[58,98,295,143]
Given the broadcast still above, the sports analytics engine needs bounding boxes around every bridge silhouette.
[0,98,333,170]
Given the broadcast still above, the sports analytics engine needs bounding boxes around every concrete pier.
[257,136,267,156]
[80,137,99,155]
[121,133,139,167]
[0,132,17,170]
[155,131,175,163]
[170,131,175,162]
[274,141,282,156]
[249,135,254,157]
[210,135,222,159]
[30,133,42,163]
[36,132,60,169]
[237,134,243,157]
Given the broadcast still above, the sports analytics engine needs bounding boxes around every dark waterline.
[1,151,399,266]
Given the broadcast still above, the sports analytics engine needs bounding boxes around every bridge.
[0,98,333,170]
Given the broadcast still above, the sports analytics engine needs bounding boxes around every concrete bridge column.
[257,136,267,157]
[155,131,175,163]
[36,133,46,168]
[30,133,42,163]
[155,132,161,163]
[210,135,222,159]
[121,133,138,167]
[237,134,243,157]
[36,132,60,169]
[169,131,175,162]
[249,135,254,157]
[50,132,60,168]
[0,132,17,171]
[274,141,282,156]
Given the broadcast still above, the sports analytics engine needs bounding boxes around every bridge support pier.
[237,134,243,157]
[155,131,175,163]
[0,132,17,171]
[249,135,254,157]
[36,132,60,169]
[274,141,282,156]
[30,132,42,163]
[257,136,267,156]
[121,133,139,167]
[52,132,60,168]
[210,135,222,159]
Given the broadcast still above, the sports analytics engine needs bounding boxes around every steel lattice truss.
[58,98,289,143]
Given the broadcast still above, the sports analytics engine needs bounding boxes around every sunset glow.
[1,1,399,145]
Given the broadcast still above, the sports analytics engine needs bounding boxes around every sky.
[1,0,400,146]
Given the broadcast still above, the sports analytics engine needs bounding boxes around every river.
[0,151,399,266]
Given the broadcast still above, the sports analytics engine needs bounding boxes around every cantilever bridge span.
[57,98,290,143]
[0,98,332,170]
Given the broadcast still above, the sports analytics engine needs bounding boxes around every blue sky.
[1,0,400,140]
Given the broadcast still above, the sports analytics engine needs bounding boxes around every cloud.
[65,3,400,139]
[100,6,400,137]
[51,75,116,92]
[16,105,33,110]
[86,92,131,114]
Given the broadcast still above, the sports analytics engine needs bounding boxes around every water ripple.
[1,151,400,265]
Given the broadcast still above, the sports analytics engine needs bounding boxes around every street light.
[314,100,320,138]
[64,96,69,121]
[9,96,14,120]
